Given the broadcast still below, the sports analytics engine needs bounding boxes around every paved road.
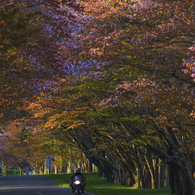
[0,175,93,195]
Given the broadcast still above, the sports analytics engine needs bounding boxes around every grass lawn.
[45,172,171,195]
[2,169,21,176]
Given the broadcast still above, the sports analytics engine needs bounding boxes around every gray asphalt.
[0,175,94,195]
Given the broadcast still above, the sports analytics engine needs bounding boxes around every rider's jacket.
[70,172,85,181]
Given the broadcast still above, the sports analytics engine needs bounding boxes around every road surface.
[0,175,93,195]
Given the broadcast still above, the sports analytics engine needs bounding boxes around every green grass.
[45,172,171,195]
[3,169,21,176]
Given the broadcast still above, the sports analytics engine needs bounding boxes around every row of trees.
[0,0,195,194]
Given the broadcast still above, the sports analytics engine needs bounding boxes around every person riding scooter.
[70,168,86,193]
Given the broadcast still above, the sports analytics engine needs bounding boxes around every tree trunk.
[179,168,194,195]
[168,165,181,195]
[153,158,159,188]
[145,150,158,189]
[114,170,120,184]
[88,159,92,172]
[169,165,175,194]
[173,167,180,195]
[159,162,165,188]
[134,163,147,188]
[168,163,194,195]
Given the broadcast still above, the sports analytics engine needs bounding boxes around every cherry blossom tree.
[1,0,195,194]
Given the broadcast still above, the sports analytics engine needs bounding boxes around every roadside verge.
[45,172,171,195]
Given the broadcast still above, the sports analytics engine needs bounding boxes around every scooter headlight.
[74,180,81,185]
